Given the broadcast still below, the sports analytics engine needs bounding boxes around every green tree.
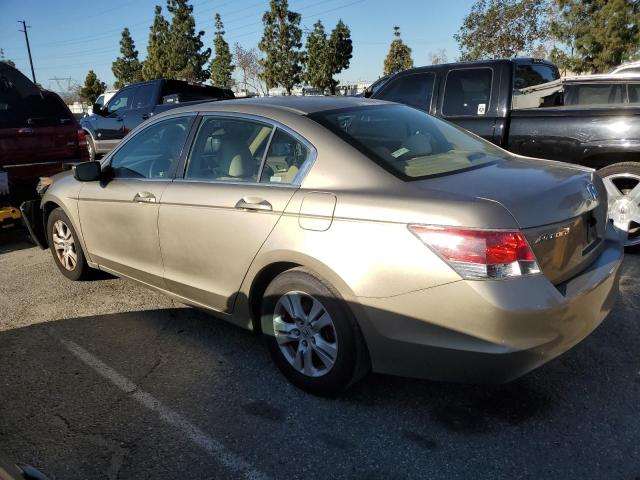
[80,70,106,104]
[166,0,211,81]
[142,5,171,80]
[258,0,304,95]
[454,0,549,60]
[383,26,413,75]
[0,48,15,67]
[550,0,640,73]
[112,28,143,88]
[210,13,234,88]
[327,19,352,94]
[304,20,331,93]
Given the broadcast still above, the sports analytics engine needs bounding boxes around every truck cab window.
[443,68,492,117]
[376,73,435,111]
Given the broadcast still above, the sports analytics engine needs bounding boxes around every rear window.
[514,63,560,90]
[376,73,435,111]
[442,68,493,117]
[564,84,624,105]
[309,104,506,180]
[0,92,72,128]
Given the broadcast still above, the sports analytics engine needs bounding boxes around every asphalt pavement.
[0,227,638,480]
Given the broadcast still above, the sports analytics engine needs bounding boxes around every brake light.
[77,129,87,147]
[409,225,541,280]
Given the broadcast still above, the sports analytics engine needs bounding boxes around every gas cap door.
[298,192,337,231]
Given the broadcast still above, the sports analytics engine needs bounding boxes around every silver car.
[23,97,624,394]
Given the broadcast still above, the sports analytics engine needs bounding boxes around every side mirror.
[73,161,101,182]
[92,104,105,116]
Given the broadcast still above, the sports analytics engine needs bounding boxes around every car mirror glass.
[73,161,102,182]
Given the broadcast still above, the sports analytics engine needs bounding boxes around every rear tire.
[86,134,96,162]
[597,162,640,253]
[47,208,91,280]
[261,267,370,395]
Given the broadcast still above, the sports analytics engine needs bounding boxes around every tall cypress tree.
[142,5,171,80]
[327,19,352,95]
[258,0,304,95]
[80,70,107,104]
[210,13,234,88]
[166,0,211,81]
[112,28,143,88]
[383,26,413,75]
[304,20,331,94]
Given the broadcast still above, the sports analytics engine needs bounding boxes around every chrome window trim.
[179,111,317,188]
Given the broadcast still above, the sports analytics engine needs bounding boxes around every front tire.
[597,162,640,253]
[261,267,370,395]
[47,208,91,280]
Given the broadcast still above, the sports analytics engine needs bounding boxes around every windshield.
[309,104,507,180]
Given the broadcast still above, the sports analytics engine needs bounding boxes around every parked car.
[80,79,234,161]
[369,58,640,249]
[22,97,623,394]
[0,63,88,203]
[561,73,640,106]
[611,61,640,75]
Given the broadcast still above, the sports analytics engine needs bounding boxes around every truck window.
[564,84,624,105]
[442,68,492,117]
[107,88,133,113]
[376,73,435,111]
[514,64,560,90]
[131,84,155,109]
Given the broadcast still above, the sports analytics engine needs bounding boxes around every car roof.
[171,96,390,116]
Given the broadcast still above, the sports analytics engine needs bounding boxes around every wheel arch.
[583,152,639,171]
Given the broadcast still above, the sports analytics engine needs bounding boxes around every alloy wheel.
[52,220,78,271]
[273,291,338,377]
[602,173,640,246]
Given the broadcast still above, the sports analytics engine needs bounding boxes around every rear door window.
[514,64,560,90]
[376,73,435,111]
[442,68,493,117]
[131,83,155,109]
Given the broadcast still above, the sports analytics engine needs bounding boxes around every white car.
[610,61,640,75]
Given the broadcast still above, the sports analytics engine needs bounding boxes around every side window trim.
[441,67,494,118]
[176,111,317,187]
[100,113,197,181]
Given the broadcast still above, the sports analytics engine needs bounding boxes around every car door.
[439,67,497,143]
[159,114,313,312]
[78,114,194,288]
[122,82,157,135]
[96,86,135,143]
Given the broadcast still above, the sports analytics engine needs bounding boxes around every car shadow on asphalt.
[0,227,35,255]
[1,290,638,479]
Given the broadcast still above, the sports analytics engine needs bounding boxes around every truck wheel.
[47,208,91,280]
[261,267,370,395]
[597,162,640,252]
[86,134,96,162]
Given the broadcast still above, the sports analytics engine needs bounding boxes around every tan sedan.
[22,97,624,394]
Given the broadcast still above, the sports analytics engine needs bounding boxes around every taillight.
[77,129,87,147]
[408,225,541,280]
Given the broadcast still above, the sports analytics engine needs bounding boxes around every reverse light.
[408,225,541,280]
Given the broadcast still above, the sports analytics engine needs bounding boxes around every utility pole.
[18,20,36,83]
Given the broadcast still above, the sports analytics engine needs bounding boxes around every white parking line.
[56,335,269,480]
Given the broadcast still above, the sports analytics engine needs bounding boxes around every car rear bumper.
[357,224,624,383]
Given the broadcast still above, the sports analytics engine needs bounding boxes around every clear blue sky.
[0,0,476,91]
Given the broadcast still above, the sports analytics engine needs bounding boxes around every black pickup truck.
[80,79,233,160]
[370,58,640,249]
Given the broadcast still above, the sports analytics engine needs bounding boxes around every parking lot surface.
[0,228,638,480]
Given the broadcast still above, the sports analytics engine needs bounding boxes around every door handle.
[116,116,124,122]
[18,127,34,134]
[133,192,156,203]
[234,197,272,212]
[142,113,152,120]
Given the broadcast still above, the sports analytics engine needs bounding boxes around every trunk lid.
[413,157,607,284]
